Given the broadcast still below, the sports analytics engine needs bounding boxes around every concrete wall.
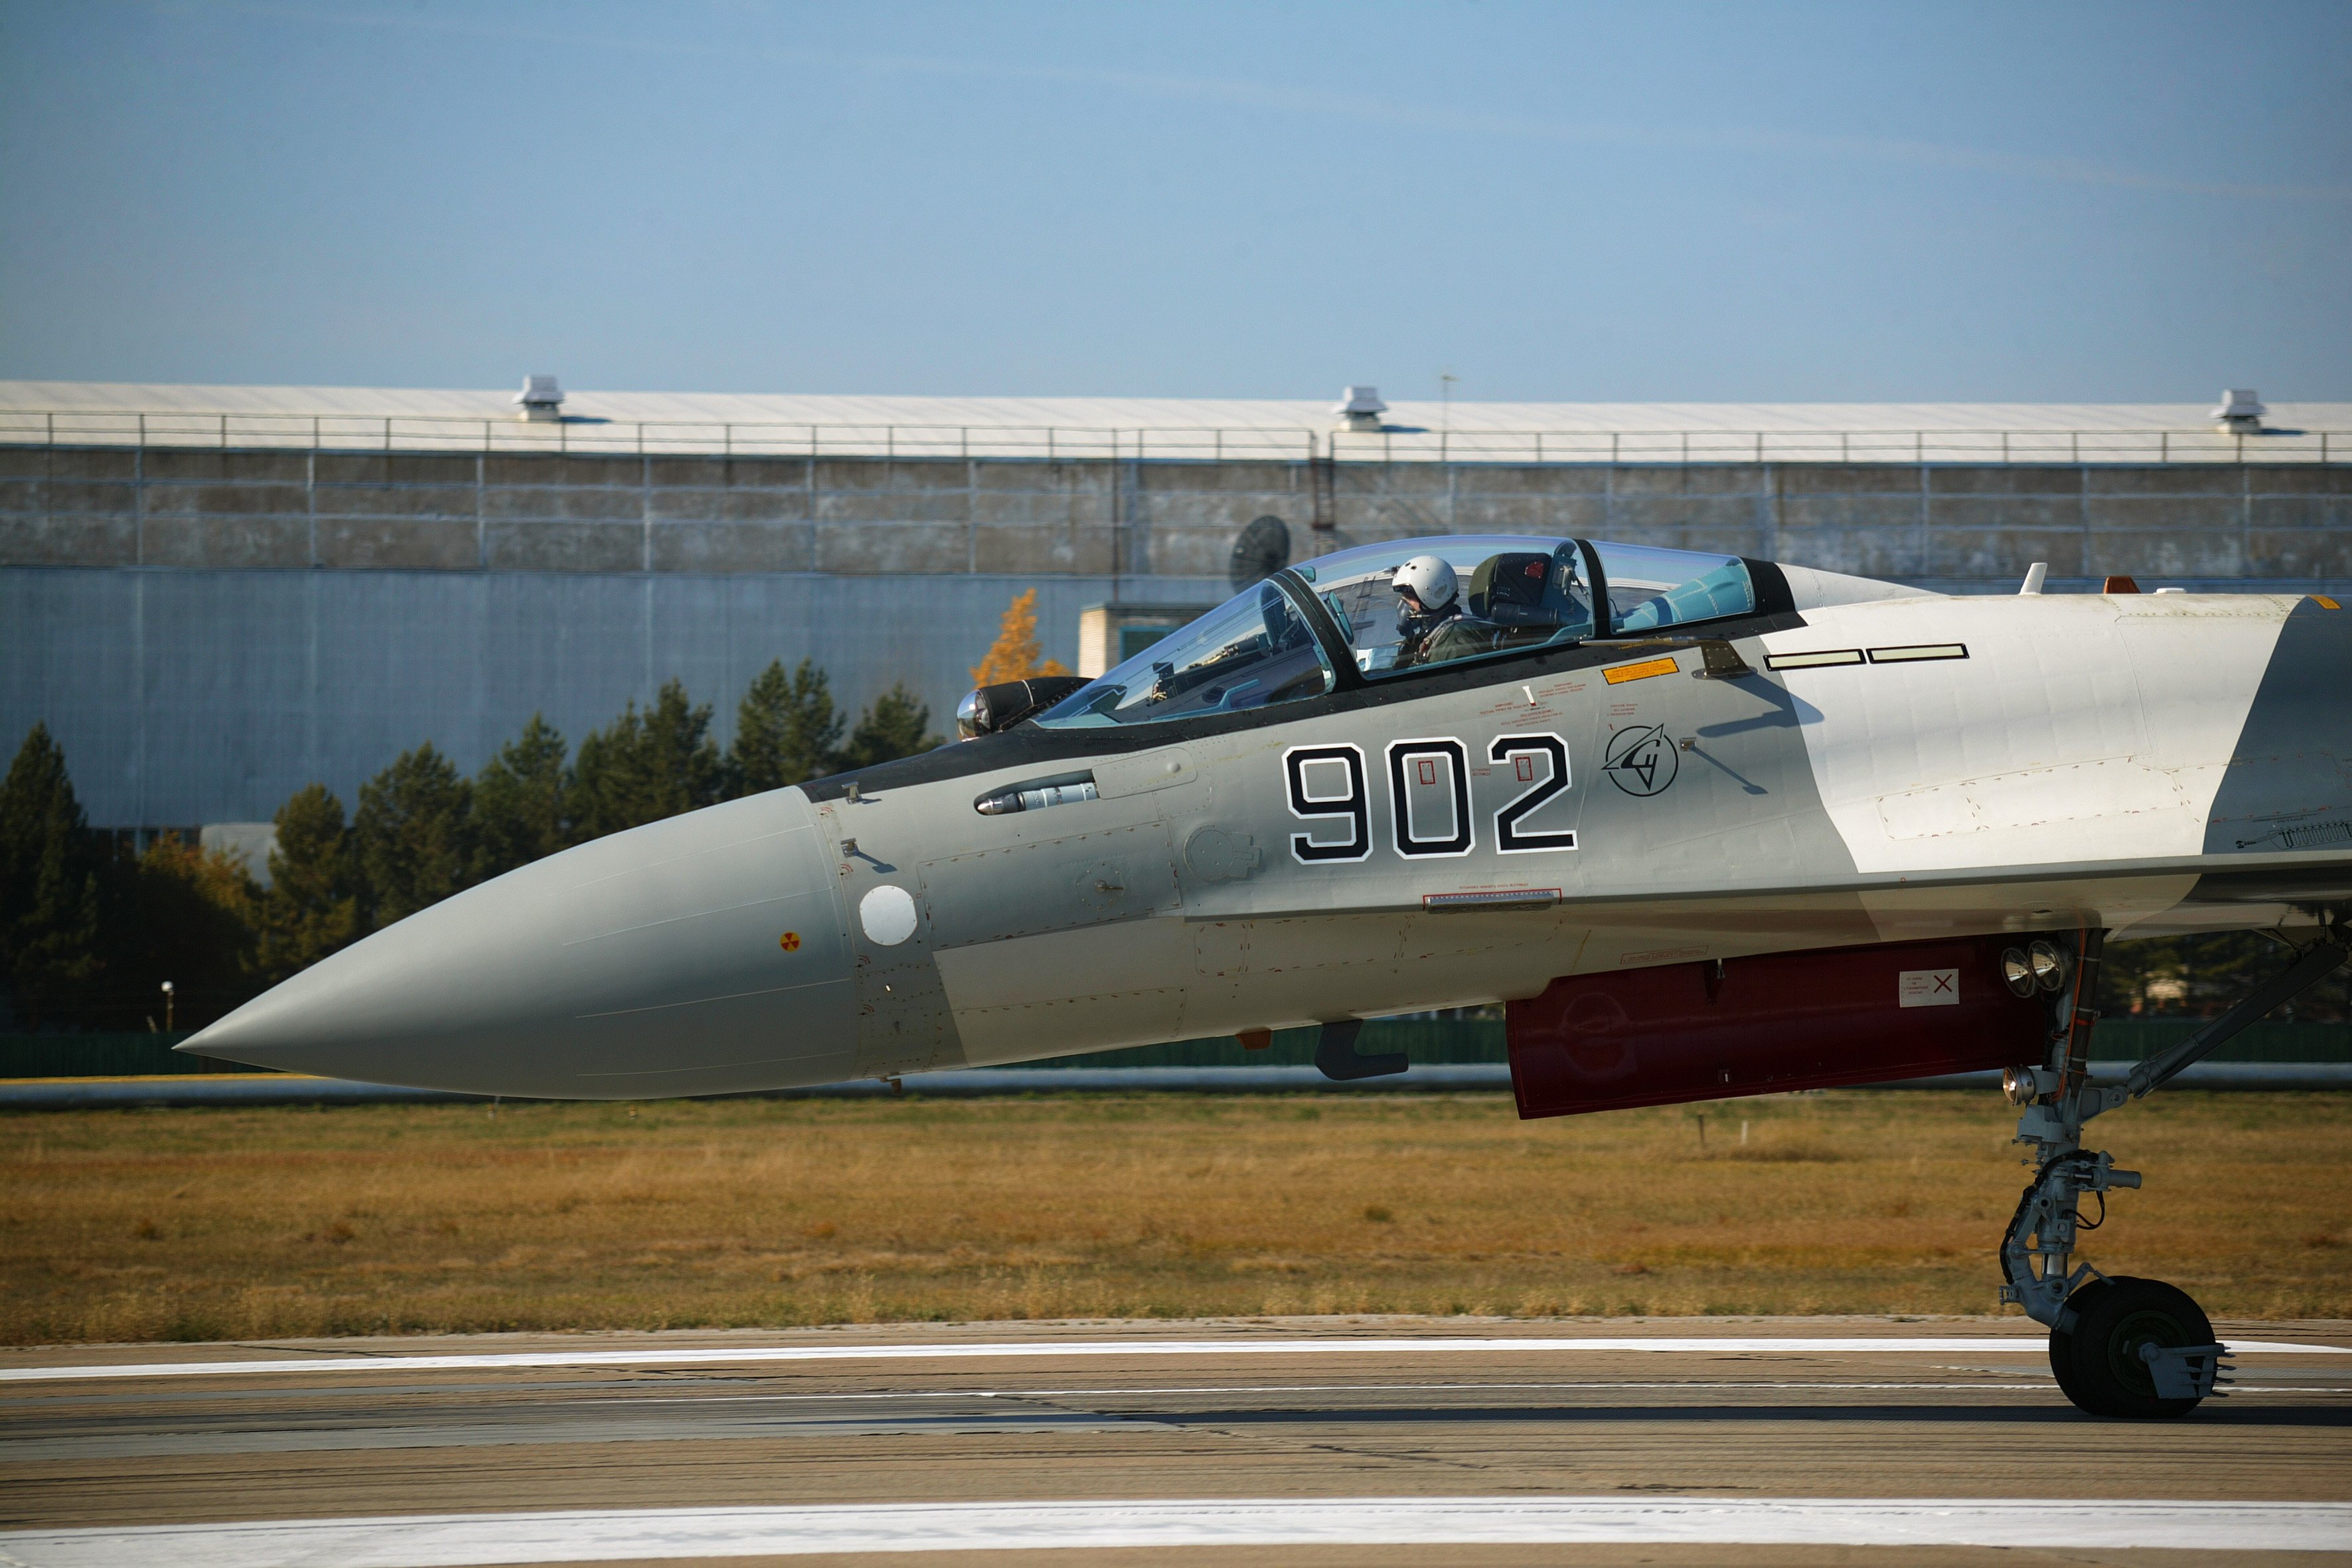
[4,442,2348,828]
[5,445,2349,584]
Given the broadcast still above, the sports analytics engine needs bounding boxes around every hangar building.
[3,379,2347,836]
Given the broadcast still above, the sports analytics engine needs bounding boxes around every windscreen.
[1591,543,1756,633]
[1295,536,1596,678]
[1034,580,1335,728]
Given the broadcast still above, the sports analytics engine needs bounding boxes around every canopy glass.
[1034,536,1755,730]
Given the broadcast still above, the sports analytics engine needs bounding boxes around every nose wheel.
[2048,1276,2225,1419]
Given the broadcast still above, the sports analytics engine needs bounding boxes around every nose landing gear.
[1998,1134,2223,1417]
[1994,926,2347,1419]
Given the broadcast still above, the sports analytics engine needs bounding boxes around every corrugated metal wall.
[1,568,1225,826]
[9,437,2347,830]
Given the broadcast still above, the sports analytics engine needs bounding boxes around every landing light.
[2001,948,2037,998]
[2028,939,2070,993]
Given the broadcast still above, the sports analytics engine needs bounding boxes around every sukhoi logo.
[1603,724,1677,797]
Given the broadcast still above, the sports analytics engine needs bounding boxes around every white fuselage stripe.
[4,1335,2344,1383]
[1769,594,2290,880]
[6,1498,2349,1565]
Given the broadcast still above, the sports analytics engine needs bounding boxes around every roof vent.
[516,374,566,422]
[2209,388,2265,435]
[1334,385,1387,433]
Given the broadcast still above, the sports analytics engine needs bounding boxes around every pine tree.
[352,743,476,927]
[0,724,105,1029]
[571,678,724,840]
[838,684,941,771]
[971,587,1071,686]
[123,834,263,1030]
[474,714,572,878]
[259,785,361,981]
[2098,931,2346,1023]
[728,659,844,796]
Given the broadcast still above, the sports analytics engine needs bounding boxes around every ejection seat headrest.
[1466,552,1559,624]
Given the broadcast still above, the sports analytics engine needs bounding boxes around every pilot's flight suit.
[1393,598,1462,669]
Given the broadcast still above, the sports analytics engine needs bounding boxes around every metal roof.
[3,380,2345,464]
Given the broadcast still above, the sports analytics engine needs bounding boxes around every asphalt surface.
[2,1316,2349,1565]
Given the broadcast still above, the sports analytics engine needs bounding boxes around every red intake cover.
[1506,935,2048,1119]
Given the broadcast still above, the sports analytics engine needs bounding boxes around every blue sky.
[1,1,2345,403]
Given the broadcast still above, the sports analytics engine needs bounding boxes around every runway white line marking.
[5,1497,2347,1565]
[3,1334,2343,1383]
[574,1381,2068,1402]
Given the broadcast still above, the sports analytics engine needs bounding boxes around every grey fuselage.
[187,568,2352,1097]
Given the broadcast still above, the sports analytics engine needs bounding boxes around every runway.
[3,1317,2349,1565]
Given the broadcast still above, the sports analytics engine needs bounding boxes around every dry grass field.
[3,1090,2347,1346]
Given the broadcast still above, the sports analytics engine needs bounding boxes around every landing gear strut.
[1995,926,2348,1418]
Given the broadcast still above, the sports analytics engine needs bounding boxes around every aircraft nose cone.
[182,791,858,1097]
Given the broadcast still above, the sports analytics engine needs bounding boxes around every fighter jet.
[186,532,2351,1421]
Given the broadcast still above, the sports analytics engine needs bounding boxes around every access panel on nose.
[919,819,1182,951]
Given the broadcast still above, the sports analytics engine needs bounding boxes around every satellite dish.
[1229,515,1291,591]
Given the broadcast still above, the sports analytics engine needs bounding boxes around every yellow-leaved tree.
[971,588,1071,685]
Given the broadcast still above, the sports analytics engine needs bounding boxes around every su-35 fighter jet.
[187,533,2351,1421]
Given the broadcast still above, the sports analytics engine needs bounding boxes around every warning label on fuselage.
[1898,969,1960,1007]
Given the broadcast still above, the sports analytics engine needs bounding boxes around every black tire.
[2059,1275,2215,1419]
[2046,1276,2111,1411]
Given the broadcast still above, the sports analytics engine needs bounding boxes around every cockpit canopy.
[1035,535,1757,730]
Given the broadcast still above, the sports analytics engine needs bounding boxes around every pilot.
[1390,554,1462,668]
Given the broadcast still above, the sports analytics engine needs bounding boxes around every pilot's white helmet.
[1391,554,1458,612]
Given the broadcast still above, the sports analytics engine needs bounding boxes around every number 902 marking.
[1285,733,1577,863]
